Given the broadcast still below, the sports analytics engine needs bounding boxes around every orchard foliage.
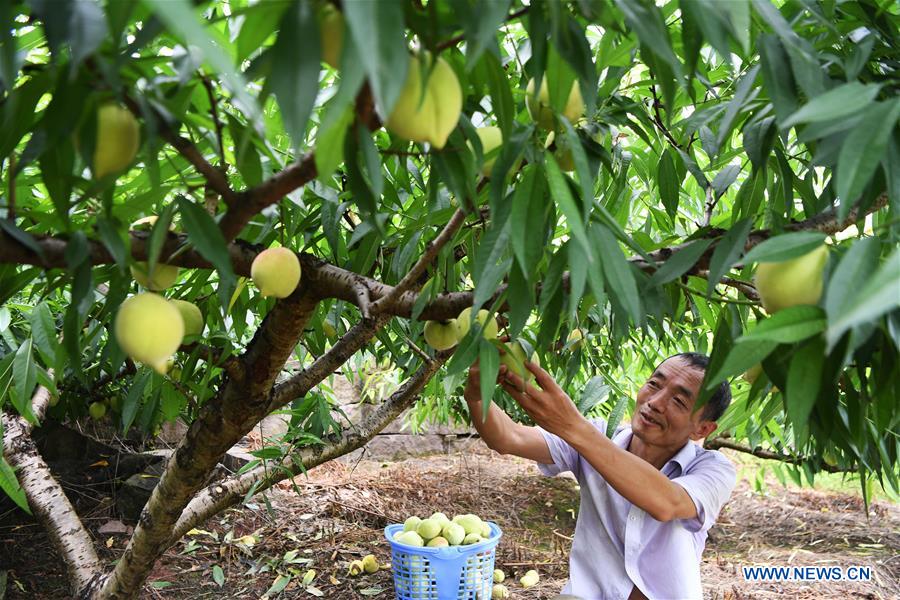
[1,0,899,520]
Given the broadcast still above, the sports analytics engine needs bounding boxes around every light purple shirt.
[537,419,736,600]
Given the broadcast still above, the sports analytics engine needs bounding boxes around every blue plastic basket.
[385,522,502,600]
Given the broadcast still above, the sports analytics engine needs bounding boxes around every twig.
[370,208,468,314]
[200,74,227,169]
[351,278,372,319]
[110,79,237,206]
[676,281,758,306]
[401,335,431,363]
[649,85,683,151]
[703,437,855,474]
[699,272,760,301]
[703,184,715,227]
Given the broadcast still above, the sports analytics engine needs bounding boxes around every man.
[465,352,735,600]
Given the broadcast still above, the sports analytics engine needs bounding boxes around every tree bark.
[2,384,103,595]
[167,350,450,545]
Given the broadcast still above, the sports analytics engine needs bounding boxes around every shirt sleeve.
[535,418,607,479]
[671,450,737,533]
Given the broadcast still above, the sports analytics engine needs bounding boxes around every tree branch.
[268,314,393,413]
[704,437,855,474]
[2,381,103,595]
[0,192,888,327]
[118,93,236,206]
[371,207,468,313]
[200,75,227,170]
[168,350,451,544]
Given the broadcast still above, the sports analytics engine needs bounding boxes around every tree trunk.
[95,291,319,599]
[2,384,102,595]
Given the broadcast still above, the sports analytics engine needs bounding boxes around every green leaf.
[716,65,760,151]
[121,368,151,433]
[577,376,610,414]
[236,1,290,61]
[505,263,533,339]
[342,0,408,116]
[269,2,320,152]
[605,394,628,438]
[176,197,236,307]
[482,52,515,138]
[212,565,225,587]
[836,100,900,220]
[472,219,511,312]
[825,238,880,324]
[68,0,107,68]
[0,2,19,90]
[705,338,777,390]
[509,165,546,276]
[649,239,712,286]
[545,156,592,262]
[146,203,175,276]
[712,164,741,199]
[785,337,824,430]
[657,149,680,219]
[742,232,827,264]
[39,144,74,227]
[28,302,59,369]
[96,217,129,271]
[699,306,735,401]
[315,31,365,180]
[743,115,776,171]
[826,248,900,350]
[478,340,500,420]
[454,0,510,66]
[706,218,752,295]
[0,457,30,514]
[615,0,681,77]
[780,82,881,130]
[12,338,36,423]
[144,0,260,122]
[592,225,642,324]
[742,306,827,345]
[757,35,797,124]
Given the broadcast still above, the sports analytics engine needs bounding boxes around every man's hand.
[464,359,483,401]
[499,358,588,439]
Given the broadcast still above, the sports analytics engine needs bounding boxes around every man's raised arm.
[464,362,553,464]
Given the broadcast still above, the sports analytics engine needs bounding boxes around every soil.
[1,442,897,600]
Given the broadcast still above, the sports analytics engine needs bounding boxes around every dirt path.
[1,445,897,599]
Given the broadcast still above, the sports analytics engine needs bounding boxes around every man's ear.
[689,420,718,441]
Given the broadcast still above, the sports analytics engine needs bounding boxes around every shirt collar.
[666,439,698,473]
[618,425,698,473]
[612,426,633,449]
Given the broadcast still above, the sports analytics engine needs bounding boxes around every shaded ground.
[1,442,898,599]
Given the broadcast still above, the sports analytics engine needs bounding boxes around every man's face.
[631,356,715,447]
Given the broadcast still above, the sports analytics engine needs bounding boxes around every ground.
[1,443,898,599]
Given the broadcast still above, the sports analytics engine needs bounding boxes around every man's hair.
[660,352,732,422]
